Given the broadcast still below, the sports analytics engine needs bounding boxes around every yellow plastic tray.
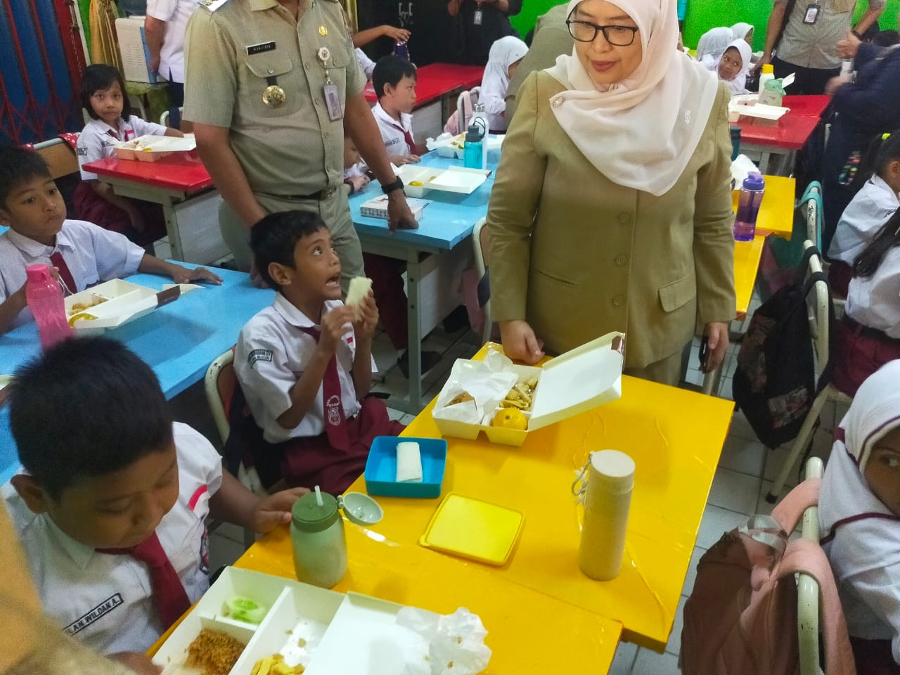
[419,493,524,566]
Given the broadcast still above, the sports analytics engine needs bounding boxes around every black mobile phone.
[699,334,710,370]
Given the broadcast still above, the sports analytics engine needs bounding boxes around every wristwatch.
[381,176,404,195]
[851,29,862,39]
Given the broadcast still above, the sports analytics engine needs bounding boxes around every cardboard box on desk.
[65,279,196,334]
[433,333,625,447]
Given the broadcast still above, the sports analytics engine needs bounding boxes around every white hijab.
[696,26,733,62]
[820,360,900,543]
[731,22,754,43]
[706,39,753,96]
[480,36,529,131]
[545,0,719,196]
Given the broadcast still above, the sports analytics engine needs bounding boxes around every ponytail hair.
[853,130,900,188]
[853,209,900,279]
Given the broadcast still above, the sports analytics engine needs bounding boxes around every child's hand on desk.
[169,264,223,285]
[319,305,354,355]
[352,291,379,342]
[253,487,310,533]
[110,652,163,674]
[393,155,421,166]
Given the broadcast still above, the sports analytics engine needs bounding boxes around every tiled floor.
[195,324,845,675]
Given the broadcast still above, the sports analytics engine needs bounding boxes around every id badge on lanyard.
[473,0,483,25]
[803,3,822,24]
[318,47,343,121]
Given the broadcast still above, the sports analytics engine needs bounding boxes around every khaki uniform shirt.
[183,0,365,195]
[775,0,884,70]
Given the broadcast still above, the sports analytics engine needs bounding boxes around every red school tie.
[50,251,77,295]
[299,327,351,452]
[98,532,192,630]
[402,128,420,156]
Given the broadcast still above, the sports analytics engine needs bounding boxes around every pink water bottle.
[25,264,72,349]
[734,172,766,242]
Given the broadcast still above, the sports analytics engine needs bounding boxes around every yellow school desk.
[343,344,732,653]
[733,175,795,239]
[734,234,766,318]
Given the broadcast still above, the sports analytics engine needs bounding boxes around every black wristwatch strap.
[851,29,862,39]
[381,176,404,195]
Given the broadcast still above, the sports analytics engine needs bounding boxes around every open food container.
[432,333,625,447]
[113,134,196,161]
[154,567,491,675]
[728,95,790,125]
[394,164,490,198]
[64,278,194,333]
[426,133,504,160]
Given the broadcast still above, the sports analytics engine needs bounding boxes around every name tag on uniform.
[324,82,343,121]
[803,3,821,24]
[246,41,276,55]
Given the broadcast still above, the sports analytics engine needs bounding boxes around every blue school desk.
[0,266,274,484]
[348,151,498,413]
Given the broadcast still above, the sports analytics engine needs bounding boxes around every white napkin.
[396,441,423,483]
[396,607,492,675]
[432,349,518,426]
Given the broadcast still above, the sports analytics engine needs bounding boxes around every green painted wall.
[510,0,899,50]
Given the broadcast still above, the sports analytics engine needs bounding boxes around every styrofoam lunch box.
[432,332,625,447]
[431,133,504,159]
[64,278,193,333]
[113,134,197,161]
[364,436,448,498]
[394,164,490,198]
[153,567,444,675]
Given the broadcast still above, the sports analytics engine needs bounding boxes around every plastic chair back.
[798,456,824,675]
[802,240,830,376]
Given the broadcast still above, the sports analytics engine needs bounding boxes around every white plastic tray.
[154,567,441,675]
[64,278,190,333]
[114,134,196,161]
[395,164,490,198]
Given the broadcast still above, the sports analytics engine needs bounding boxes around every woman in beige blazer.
[486,0,736,385]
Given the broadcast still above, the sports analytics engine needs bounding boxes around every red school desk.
[732,94,829,176]
[363,62,485,106]
[83,154,223,264]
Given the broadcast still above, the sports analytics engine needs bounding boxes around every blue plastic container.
[364,437,447,498]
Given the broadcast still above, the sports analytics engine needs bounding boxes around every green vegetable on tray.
[221,596,267,625]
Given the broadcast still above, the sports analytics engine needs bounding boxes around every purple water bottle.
[26,264,72,350]
[734,172,765,242]
[394,41,409,61]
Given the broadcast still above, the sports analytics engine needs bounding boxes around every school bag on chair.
[680,479,856,675]
[733,244,835,449]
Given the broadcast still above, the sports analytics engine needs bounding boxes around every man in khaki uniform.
[505,3,573,122]
[183,0,416,287]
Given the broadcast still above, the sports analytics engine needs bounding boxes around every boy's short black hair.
[0,146,52,209]
[80,64,131,120]
[9,337,173,500]
[250,210,328,289]
[373,55,417,99]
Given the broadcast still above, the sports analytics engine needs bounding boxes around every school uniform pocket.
[658,275,695,313]
[244,55,300,116]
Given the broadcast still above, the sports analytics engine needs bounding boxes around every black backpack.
[732,246,835,449]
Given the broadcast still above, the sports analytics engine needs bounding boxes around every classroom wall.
[510,0,899,51]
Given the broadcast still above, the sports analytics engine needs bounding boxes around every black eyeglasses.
[566,20,639,47]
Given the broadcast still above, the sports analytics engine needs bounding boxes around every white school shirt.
[0,219,145,328]
[2,423,223,655]
[846,247,900,339]
[829,175,900,264]
[235,295,377,443]
[372,102,415,158]
[145,0,198,84]
[355,48,376,79]
[77,116,168,180]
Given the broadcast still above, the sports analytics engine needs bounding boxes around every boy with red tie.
[0,146,221,335]
[234,211,404,495]
[2,337,307,671]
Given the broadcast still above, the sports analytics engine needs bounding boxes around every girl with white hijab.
[695,26,733,62]
[703,39,753,96]
[819,360,900,673]
[480,36,529,132]
[730,22,755,45]
[485,0,736,385]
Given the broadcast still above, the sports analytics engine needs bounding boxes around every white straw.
[315,485,323,506]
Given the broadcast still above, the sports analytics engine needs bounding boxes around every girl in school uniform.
[828,132,900,296]
[479,36,528,133]
[832,208,900,397]
[695,26,733,62]
[74,65,183,247]
[702,39,753,96]
[819,360,900,675]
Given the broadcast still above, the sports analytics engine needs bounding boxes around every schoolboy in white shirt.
[0,146,221,333]
[371,55,422,166]
[235,211,404,495]
[3,337,307,669]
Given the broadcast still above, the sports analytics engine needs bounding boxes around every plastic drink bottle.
[758,63,774,94]
[463,123,484,170]
[25,264,72,350]
[470,103,489,168]
[734,172,766,241]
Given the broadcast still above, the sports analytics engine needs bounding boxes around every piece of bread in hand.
[345,276,373,320]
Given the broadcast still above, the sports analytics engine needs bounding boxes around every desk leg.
[161,197,185,261]
[406,248,424,412]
